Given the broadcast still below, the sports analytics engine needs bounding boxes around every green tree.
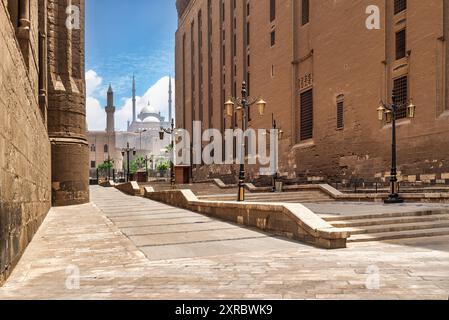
[156,161,169,171]
[98,161,113,171]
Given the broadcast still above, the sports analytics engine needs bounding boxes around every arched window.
[104,144,109,153]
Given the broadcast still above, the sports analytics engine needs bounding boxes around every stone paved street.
[0,187,449,300]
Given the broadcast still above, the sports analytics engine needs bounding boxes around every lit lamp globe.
[407,100,416,118]
[159,130,165,141]
[224,99,235,118]
[377,104,386,121]
[236,106,244,122]
[256,99,267,116]
[385,110,393,123]
[278,129,284,140]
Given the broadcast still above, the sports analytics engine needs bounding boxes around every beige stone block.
[441,173,449,180]
[421,174,436,182]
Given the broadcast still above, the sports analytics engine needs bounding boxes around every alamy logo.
[173,121,280,175]
[66,5,80,30]
[366,5,381,30]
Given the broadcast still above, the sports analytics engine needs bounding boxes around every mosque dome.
[142,116,161,123]
[140,103,155,115]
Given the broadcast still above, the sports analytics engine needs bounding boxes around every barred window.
[300,89,313,141]
[396,29,406,60]
[337,100,344,130]
[393,76,408,119]
[302,0,310,25]
[394,0,407,15]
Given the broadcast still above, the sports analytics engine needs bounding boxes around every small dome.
[140,102,155,115]
[143,116,160,123]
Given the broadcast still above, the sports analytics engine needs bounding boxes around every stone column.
[47,0,89,206]
[19,0,30,29]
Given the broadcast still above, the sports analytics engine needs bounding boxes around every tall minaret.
[168,75,173,123]
[132,74,136,123]
[106,84,115,133]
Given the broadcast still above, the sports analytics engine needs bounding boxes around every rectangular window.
[395,29,406,60]
[302,0,310,25]
[394,0,407,15]
[337,101,344,129]
[222,1,225,21]
[270,30,276,47]
[246,22,250,46]
[91,161,96,169]
[393,76,408,119]
[270,0,276,22]
[300,89,313,141]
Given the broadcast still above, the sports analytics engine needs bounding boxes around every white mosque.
[87,75,174,178]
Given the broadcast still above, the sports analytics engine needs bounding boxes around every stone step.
[348,227,449,243]
[330,214,449,228]
[347,220,449,235]
[322,209,449,222]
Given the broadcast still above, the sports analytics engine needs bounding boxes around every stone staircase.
[322,210,449,243]
[199,190,334,203]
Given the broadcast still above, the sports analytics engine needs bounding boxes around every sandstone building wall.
[175,0,449,184]
[0,0,88,285]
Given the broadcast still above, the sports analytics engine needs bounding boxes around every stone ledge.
[115,182,141,196]
[144,189,350,249]
[99,180,116,188]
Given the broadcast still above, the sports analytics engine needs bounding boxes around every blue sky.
[85,0,177,131]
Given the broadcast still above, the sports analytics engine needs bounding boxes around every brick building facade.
[0,0,88,284]
[175,0,449,185]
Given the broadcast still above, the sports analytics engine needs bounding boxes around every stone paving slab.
[0,186,448,300]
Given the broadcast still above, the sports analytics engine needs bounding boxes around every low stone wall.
[214,180,449,203]
[99,180,116,188]
[115,182,141,196]
[144,188,350,249]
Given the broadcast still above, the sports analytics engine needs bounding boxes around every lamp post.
[377,95,416,204]
[144,154,153,182]
[135,129,148,150]
[159,118,176,187]
[270,114,284,192]
[105,155,114,181]
[224,81,267,202]
[121,142,136,182]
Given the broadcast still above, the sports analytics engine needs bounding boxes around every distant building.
[87,76,173,180]
[175,0,449,185]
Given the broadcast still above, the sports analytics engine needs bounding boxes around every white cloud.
[86,70,103,96]
[86,70,106,131]
[86,97,105,132]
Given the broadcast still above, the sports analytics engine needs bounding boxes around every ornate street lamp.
[378,95,417,204]
[270,114,284,192]
[159,118,176,187]
[121,142,136,182]
[224,81,266,202]
[135,129,148,150]
[105,155,114,181]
